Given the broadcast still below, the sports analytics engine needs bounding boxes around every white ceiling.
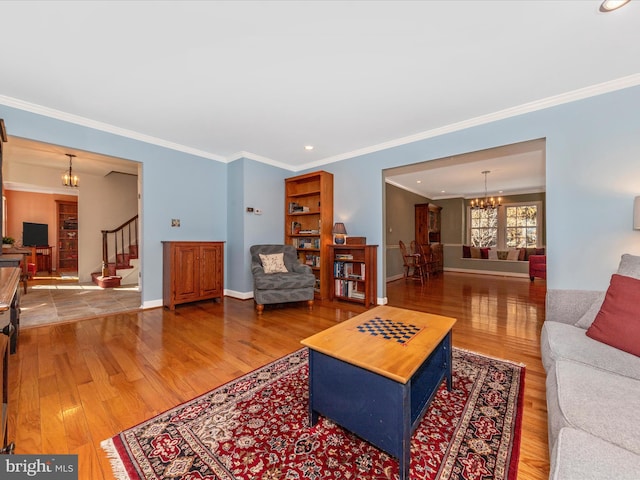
[385,138,545,200]
[1,0,639,196]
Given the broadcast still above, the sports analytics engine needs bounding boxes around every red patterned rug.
[102,348,524,480]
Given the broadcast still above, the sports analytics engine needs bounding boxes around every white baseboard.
[225,289,253,300]
[444,267,529,278]
[142,299,163,309]
[386,274,405,282]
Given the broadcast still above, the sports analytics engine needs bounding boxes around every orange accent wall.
[4,190,77,271]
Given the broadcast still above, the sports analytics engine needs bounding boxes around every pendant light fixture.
[470,171,501,211]
[62,153,79,188]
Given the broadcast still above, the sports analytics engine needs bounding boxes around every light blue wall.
[306,85,640,294]
[4,83,640,301]
[1,105,227,305]
[226,159,245,294]
[545,90,640,290]
[226,158,289,294]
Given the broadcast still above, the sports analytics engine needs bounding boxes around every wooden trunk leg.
[256,304,264,315]
[307,300,314,311]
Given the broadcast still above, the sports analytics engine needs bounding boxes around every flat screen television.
[22,222,49,247]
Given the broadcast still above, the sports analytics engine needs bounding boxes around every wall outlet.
[255,208,263,215]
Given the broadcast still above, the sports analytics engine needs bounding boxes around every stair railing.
[101,215,138,276]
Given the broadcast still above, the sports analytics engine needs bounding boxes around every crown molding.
[227,151,296,171]
[0,95,227,163]
[298,74,640,171]
[384,179,429,198]
[386,178,545,200]
[3,181,79,196]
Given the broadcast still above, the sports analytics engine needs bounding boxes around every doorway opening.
[2,136,142,327]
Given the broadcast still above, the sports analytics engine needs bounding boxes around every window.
[470,208,498,247]
[506,205,538,248]
[468,202,541,249]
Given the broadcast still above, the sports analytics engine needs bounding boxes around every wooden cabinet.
[0,333,8,453]
[162,241,224,310]
[329,244,377,307]
[30,246,52,274]
[0,266,19,454]
[415,203,442,245]
[285,171,333,300]
[57,200,78,272]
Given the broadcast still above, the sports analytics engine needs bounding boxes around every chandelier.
[62,153,79,188]
[470,170,501,210]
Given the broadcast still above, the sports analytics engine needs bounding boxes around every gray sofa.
[250,244,315,314]
[541,254,640,479]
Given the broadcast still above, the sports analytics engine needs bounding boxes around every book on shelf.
[294,237,320,249]
[334,261,364,280]
[304,255,320,267]
[289,202,311,213]
[334,279,365,300]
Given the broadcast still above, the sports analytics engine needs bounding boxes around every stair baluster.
[97,215,139,287]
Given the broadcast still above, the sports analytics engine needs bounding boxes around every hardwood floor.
[7,272,549,479]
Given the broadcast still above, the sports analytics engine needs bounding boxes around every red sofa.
[529,255,546,281]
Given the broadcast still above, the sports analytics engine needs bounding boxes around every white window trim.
[467,201,543,249]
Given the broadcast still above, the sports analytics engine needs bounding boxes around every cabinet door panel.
[200,245,222,296]
[174,246,199,300]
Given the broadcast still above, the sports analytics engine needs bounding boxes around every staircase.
[92,215,139,288]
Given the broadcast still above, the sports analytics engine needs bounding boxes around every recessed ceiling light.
[416,180,422,184]
[441,190,446,193]
[304,145,314,151]
[600,0,630,12]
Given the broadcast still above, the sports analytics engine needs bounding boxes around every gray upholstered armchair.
[250,244,315,314]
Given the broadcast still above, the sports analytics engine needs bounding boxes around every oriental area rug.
[102,348,524,480]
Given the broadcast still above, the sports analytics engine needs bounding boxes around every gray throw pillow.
[617,254,640,279]
[574,292,606,329]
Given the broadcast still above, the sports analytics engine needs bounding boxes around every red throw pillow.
[586,274,640,357]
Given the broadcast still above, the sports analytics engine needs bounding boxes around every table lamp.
[332,223,347,244]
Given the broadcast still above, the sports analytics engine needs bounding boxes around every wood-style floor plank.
[7,272,548,479]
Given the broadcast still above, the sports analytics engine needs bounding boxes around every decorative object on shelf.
[2,237,15,250]
[62,153,79,188]
[346,236,366,245]
[332,222,347,244]
[470,170,501,211]
[634,196,640,230]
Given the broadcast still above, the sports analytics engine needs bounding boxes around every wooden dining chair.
[399,240,416,279]
[414,243,439,282]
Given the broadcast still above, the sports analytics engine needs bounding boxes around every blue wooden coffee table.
[301,305,456,480]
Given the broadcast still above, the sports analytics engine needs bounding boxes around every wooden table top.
[301,305,456,383]
[0,267,21,312]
